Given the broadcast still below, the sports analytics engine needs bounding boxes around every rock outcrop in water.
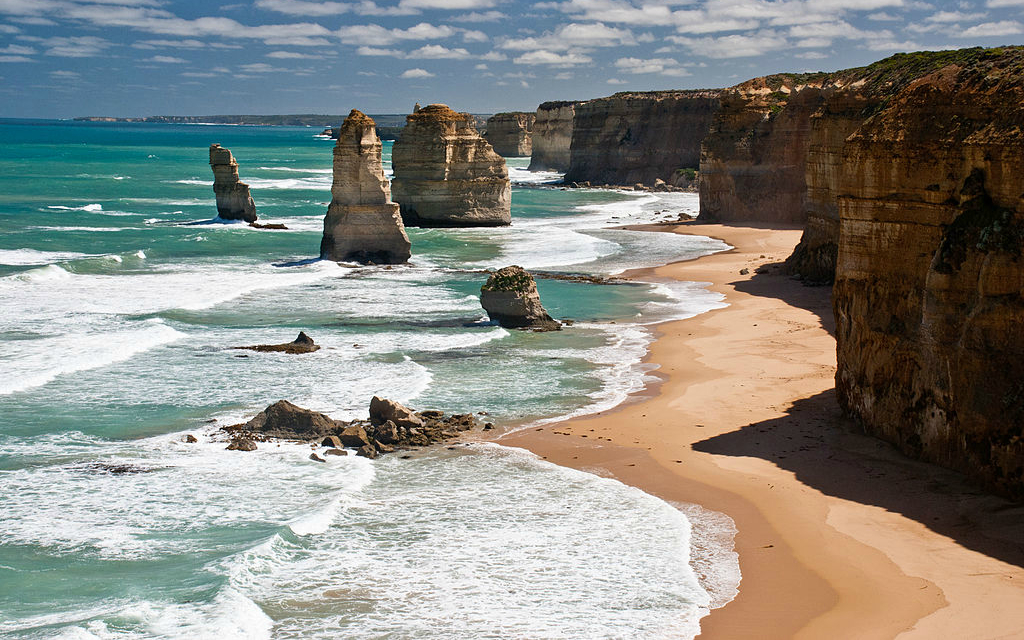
[564,91,722,187]
[529,101,578,172]
[485,112,535,157]
[832,47,1024,499]
[480,265,560,331]
[320,110,411,264]
[221,398,487,456]
[234,331,320,354]
[209,144,257,222]
[391,104,511,227]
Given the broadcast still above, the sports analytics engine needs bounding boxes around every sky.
[0,0,1021,118]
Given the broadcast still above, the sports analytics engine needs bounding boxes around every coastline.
[499,222,1024,639]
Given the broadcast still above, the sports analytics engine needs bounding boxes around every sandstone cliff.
[480,265,560,331]
[832,47,1024,499]
[485,111,535,157]
[391,104,511,227]
[209,144,257,222]
[320,109,411,264]
[564,91,722,186]
[529,101,578,172]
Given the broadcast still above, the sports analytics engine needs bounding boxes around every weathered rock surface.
[235,331,320,354]
[529,101,578,172]
[369,396,424,429]
[485,111,535,157]
[209,144,257,222]
[242,399,341,440]
[480,265,560,331]
[832,47,1024,499]
[564,91,721,186]
[219,398,484,457]
[321,109,411,264]
[391,104,511,227]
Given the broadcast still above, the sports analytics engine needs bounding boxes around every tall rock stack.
[480,266,560,331]
[529,101,578,172]
[320,110,411,264]
[484,112,535,157]
[209,144,257,222]
[391,104,511,227]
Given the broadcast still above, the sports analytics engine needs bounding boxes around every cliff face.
[698,77,833,225]
[529,101,577,172]
[832,48,1024,499]
[485,112,535,157]
[209,144,257,222]
[391,104,511,227]
[564,91,721,186]
[320,110,411,264]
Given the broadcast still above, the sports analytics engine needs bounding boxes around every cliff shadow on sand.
[693,389,1024,568]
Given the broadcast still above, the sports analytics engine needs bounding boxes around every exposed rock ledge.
[220,397,490,458]
[234,331,320,354]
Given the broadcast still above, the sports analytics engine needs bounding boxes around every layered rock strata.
[320,110,411,264]
[529,101,578,172]
[564,91,722,186]
[480,265,560,331]
[485,112,535,157]
[391,104,511,227]
[832,47,1024,499]
[209,144,257,222]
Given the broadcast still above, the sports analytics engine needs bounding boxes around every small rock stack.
[480,265,560,331]
[209,144,257,222]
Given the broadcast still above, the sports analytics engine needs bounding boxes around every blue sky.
[0,0,1021,118]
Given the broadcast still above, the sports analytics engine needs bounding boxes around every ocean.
[0,119,739,638]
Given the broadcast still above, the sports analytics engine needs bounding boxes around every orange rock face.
[833,49,1024,498]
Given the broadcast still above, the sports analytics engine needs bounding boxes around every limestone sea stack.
[209,144,257,222]
[320,110,411,264]
[484,112,535,157]
[480,266,560,331]
[528,101,578,172]
[391,104,511,227]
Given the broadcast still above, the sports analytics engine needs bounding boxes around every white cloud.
[0,54,31,61]
[398,0,496,8]
[410,43,470,57]
[607,77,627,84]
[501,22,636,51]
[49,69,80,77]
[239,62,290,72]
[512,49,593,65]
[337,21,456,45]
[867,11,900,20]
[614,56,692,76]
[20,35,113,57]
[451,10,504,21]
[254,0,354,16]
[474,62,487,69]
[960,19,1024,35]
[147,54,186,63]
[796,50,829,58]
[987,0,1024,6]
[356,45,404,55]
[461,28,488,42]
[0,24,20,33]
[926,10,987,22]
[479,50,507,60]
[669,31,789,58]
[266,50,323,58]
[0,43,34,54]
[400,67,435,77]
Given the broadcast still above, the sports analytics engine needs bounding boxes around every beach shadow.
[733,268,835,337]
[693,388,1024,567]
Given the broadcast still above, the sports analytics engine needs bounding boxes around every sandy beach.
[501,222,1024,639]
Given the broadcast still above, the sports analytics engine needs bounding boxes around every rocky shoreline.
[199,397,492,460]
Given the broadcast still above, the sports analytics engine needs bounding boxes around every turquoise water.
[0,120,736,638]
